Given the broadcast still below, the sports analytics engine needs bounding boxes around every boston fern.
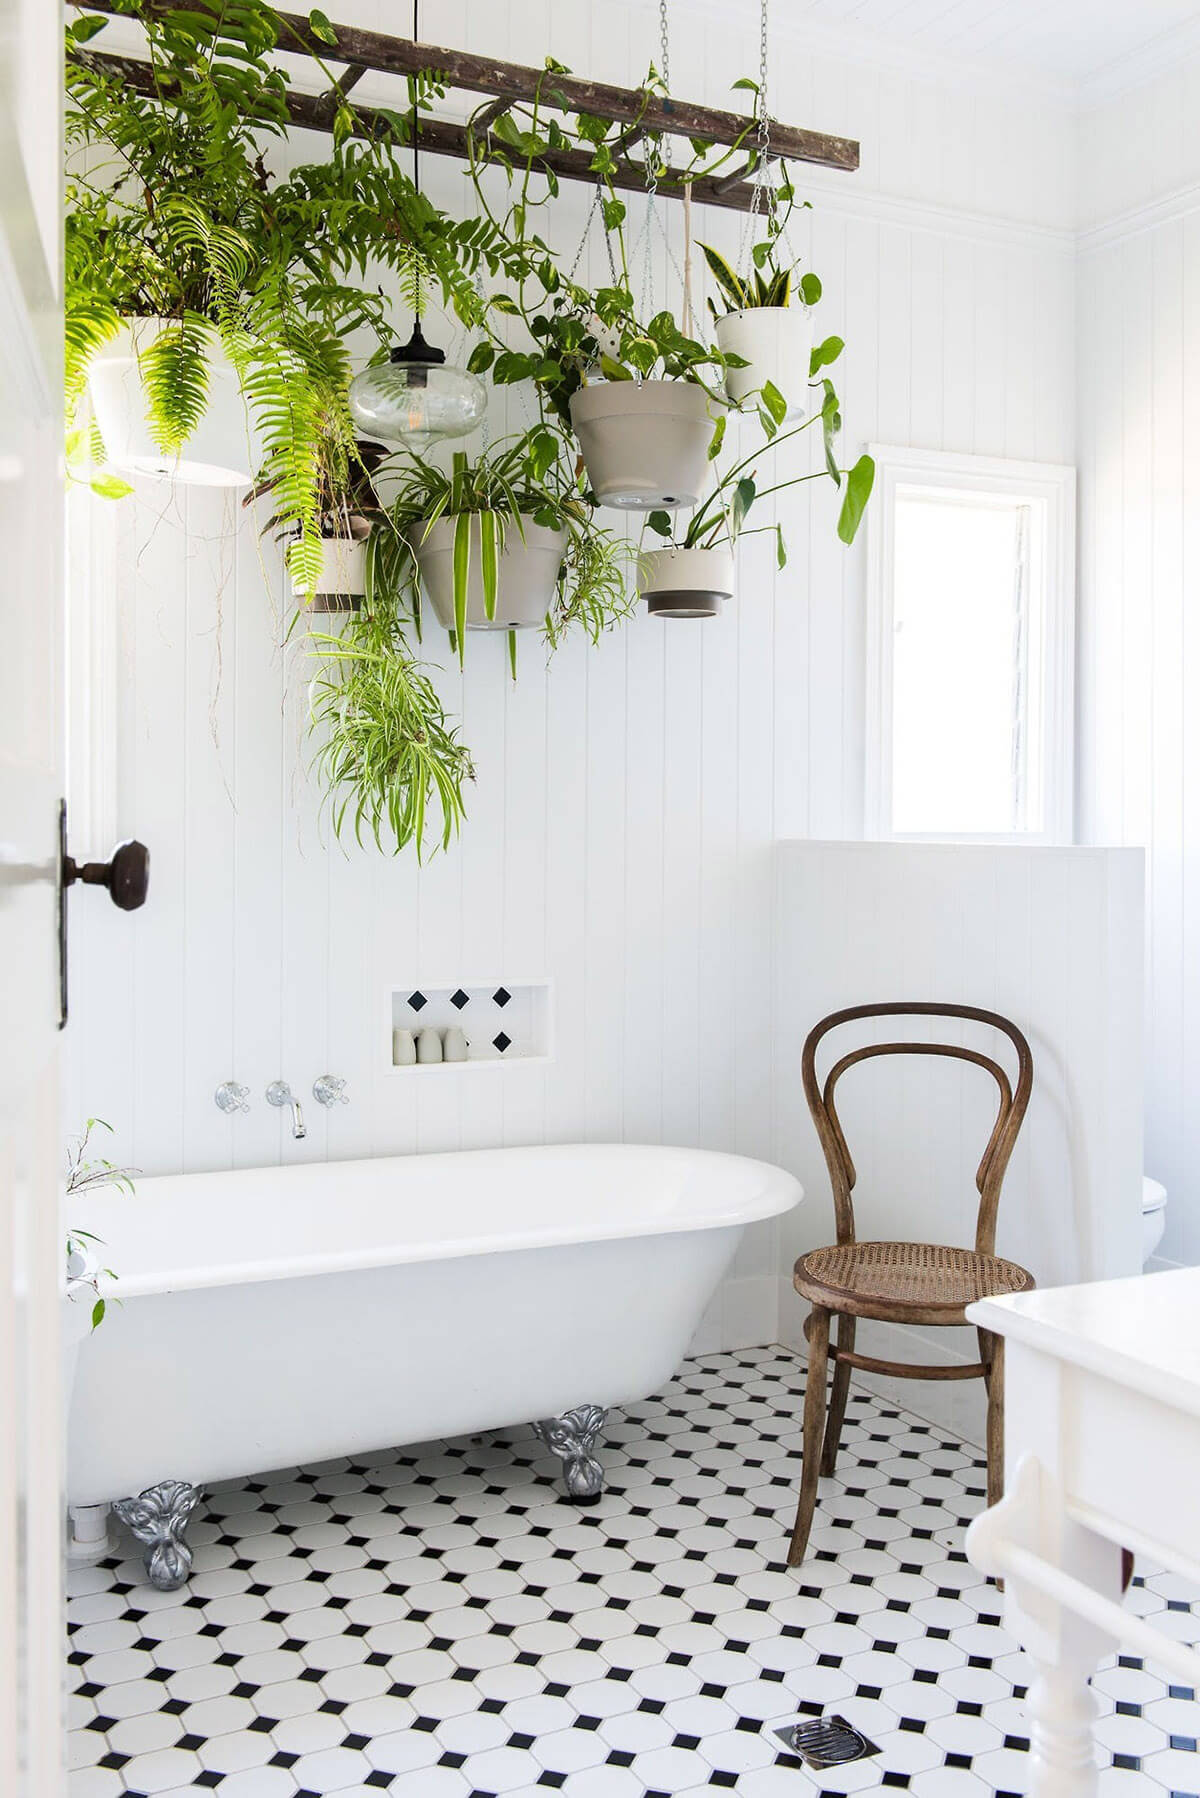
[64,0,512,587]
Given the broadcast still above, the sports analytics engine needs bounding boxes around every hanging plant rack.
[68,0,859,214]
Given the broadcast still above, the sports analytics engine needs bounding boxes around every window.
[865,446,1075,843]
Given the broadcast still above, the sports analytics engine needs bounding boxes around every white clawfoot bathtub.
[67,1143,801,1583]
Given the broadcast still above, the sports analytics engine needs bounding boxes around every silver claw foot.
[113,1480,201,1591]
[534,1405,609,1506]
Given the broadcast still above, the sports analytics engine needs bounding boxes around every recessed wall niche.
[387,983,552,1070]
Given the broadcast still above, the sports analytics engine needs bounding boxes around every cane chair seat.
[795,1239,1035,1324]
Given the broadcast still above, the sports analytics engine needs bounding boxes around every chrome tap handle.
[214,1081,250,1115]
[266,1080,307,1140]
[313,1075,348,1108]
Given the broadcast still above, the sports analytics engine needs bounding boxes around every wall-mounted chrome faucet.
[266,1080,306,1140]
[214,1081,250,1115]
[312,1075,349,1109]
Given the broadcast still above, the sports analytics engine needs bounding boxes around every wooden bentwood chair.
[787,1002,1034,1567]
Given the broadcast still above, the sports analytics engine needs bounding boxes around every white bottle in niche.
[443,1026,468,1063]
[416,1027,443,1065]
[392,1028,416,1066]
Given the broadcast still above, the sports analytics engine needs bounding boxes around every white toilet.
[1142,1175,1168,1264]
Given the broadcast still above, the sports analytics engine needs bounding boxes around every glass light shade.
[348,322,486,444]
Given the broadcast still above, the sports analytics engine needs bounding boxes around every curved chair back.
[801,1002,1034,1256]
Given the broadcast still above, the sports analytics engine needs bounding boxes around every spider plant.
[308,613,475,857]
[366,429,633,668]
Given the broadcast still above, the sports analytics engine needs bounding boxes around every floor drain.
[773,1714,882,1769]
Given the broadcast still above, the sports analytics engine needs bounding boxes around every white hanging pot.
[569,379,715,511]
[638,545,735,619]
[715,306,814,418]
[410,513,569,632]
[291,534,368,609]
[87,316,261,489]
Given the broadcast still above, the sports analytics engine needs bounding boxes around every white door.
[0,0,66,1792]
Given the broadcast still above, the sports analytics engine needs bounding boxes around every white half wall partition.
[773,841,1145,1444]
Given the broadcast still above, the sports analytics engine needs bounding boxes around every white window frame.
[865,443,1076,846]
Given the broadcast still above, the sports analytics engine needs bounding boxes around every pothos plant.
[65,1118,134,1330]
[64,0,520,588]
[462,82,870,534]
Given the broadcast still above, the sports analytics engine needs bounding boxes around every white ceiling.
[762,0,1200,93]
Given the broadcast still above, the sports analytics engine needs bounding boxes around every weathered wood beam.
[75,48,787,214]
[69,0,860,173]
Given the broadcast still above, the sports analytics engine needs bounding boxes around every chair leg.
[820,1315,856,1476]
[984,1331,1004,1509]
[788,1306,830,1568]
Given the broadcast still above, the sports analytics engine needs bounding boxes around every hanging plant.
[308,613,475,858]
[699,180,827,418]
[63,1,519,587]
[640,413,876,616]
[364,429,633,667]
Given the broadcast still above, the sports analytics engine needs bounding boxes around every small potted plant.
[700,203,834,421]
[367,428,632,659]
[259,437,388,611]
[639,407,876,617]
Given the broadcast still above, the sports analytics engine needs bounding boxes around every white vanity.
[966,1267,1200,1797]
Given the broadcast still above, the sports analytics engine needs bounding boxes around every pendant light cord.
[412,0,423,321]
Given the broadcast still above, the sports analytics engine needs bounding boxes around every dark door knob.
[58,800,150,1027]
[62,838,150,911]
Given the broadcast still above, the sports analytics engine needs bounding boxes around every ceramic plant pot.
[715,306,814,418]
[87,316,261,488]
[291,533,368,610]
[410,514,569,632]
[569,379,715,511]
[638,545,736,619]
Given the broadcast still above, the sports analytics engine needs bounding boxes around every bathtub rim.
[75,1143,802,1301]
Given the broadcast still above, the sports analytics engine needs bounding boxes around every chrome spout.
[266,1080,307,1140]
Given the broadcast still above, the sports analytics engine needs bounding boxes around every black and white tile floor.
[68,1346,1199,1797]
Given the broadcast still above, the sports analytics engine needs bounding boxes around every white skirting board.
[687,1274,782,1357]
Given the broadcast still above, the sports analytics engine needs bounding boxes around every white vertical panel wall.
[773,843,1144,1444]
[1076,62,1200,1270]
[63,0,1078,1354]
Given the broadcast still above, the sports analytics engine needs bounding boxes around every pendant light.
[347,2,486,446]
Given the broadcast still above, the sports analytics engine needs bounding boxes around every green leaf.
[508,628,518,681]
[598,355,633,382]
[90,472,135,500]
[776,524,787,569]
[731,76,760,93]
[489,294,521,316]
[707,412,727,460]
[452,510,472,665]
[91,1298,106,1331]
[479,508,499,622]
[837,454,875,545]
[800,271,822,306]
[760,380,787,427]
[308,10,338,44]
[466,341,495,375]
[810,334,845,375]
[332,102,355,147]
[68,15,108,43]
[646,509,673,538]
[731,475,756,538]
[698,242,747,313]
